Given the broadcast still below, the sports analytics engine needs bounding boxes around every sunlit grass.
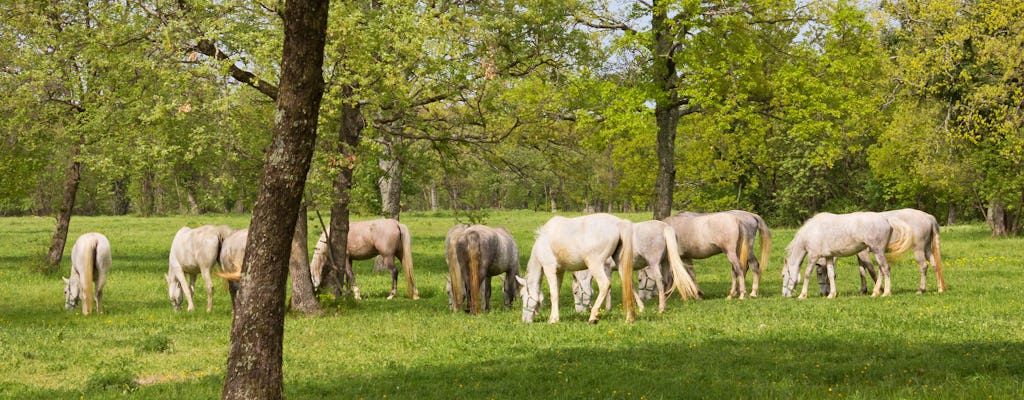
[1,211,1022,398]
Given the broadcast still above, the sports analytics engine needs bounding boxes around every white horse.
[445,224,520,313]
[782,212,914,299]
[516,213,639,324]
[218,228,248,308]
[661,211,761,299]
[63,232,111,315]
[570,220,701,313]
[309,219,418,300]
[167,225,233,312]
[816,208,948,295]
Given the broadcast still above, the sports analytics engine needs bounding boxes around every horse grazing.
[782,212,913,299]
[516,213,638,324]
[167,225,233,312]
[309,218,418,300]
[217,228,248,308]
[816,208,947,295]
[662,210,768,299]
[571,220,701,313]
[445,224,521,314]
[63,232,112,315]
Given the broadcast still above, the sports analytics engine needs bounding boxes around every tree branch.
[191,40,280,101]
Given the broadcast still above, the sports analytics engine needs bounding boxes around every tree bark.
[987,199,1008,237]
[45,135,85,270]
[288,203,321,315]
[378,145,403,219]
[328,88,364,296]
[651,0,682,220]
[222,0,329,398]
[111,176,130,215]
[140,169,156,216]
[430,183,439,211]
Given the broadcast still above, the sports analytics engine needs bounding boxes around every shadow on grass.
[286,337,1024,399]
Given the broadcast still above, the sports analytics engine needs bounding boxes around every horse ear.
[62,276,69,283]
[515,276,526,286]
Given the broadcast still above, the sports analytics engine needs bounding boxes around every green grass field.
[1,211,1023,399]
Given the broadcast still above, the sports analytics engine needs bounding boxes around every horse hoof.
[386,294,395,300]
[588,318,598,324]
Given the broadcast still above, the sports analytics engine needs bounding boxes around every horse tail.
[461,231,483,314]
[755,215,771,274]
[217,270,242,281]
[738,225,750,274]
[617,219,636,323]
[446,231,464,312]
[398,223,418,299]
[662,226,700,300]
[885,219,914,262]
[82,236,96,316]
[931,221,947,292]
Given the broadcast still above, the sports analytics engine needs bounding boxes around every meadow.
[1,210,1023,399]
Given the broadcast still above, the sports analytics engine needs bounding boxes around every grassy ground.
[1,210,1022,399]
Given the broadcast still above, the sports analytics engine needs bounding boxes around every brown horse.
[310,218,418,300]
[445,224,520,314]
[661,211,757,299]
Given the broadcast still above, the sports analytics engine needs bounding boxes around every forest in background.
[3,0,1023,233]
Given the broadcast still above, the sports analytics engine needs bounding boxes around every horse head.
[62,276,78,311]
[166,273,183,311]
[516,276,542,323]
[780,256,801,297]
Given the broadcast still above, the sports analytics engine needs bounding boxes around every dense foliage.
[2,0,1022,232]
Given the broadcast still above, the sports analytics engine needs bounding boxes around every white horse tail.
[661,226,700,300]
[931,222,947,292]
[754,215,771,274]
[462,231,482,314]
[82,237,96,316]
[398,223,418,299]
[446,232,464,312]
[617,219,636,323]
[885,219,914,261]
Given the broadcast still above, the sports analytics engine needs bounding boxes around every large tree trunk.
[987,199,1008,237]
[111,175,130,215]
[288,203,321,315]
[430,183,439,211]
[328,87,364,296]
[222,0,329,398]
[45,135,85,270]
[651,0,681,221]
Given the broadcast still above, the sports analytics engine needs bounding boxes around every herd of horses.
[61,208,947,323]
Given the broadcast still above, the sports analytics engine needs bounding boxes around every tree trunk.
[288,203,321,315]
[111,176,130,215]
[946,203,956,226]
[378,148,403,219]
[45,135,85,270]
[430,183,438,211]
[651,0,682,220]
[222,0,329,398]
[328,87,363,296]
[987,199,1008,237]
[140,169,156,216]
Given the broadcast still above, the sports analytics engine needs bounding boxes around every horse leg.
[546,269,562,324]
[870,250,891,297]
[748,256,761,298]
[201,266,214,312]
[654,266,667,313]
[855,252,876,295]
[177,271,195,312]
[725,250,746,300]
[914,249,928,294]
[588,266,612,324]
[826,258,838,299]
[383,255,399,300]
[683,259,702,299]
[345,258,361,300]
[503,272,515,309]
[798,257,815,299]
[483,276,492,311]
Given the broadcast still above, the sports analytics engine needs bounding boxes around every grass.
[1,211,1023,399]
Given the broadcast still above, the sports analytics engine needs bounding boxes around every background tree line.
[2,0,1022,234]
